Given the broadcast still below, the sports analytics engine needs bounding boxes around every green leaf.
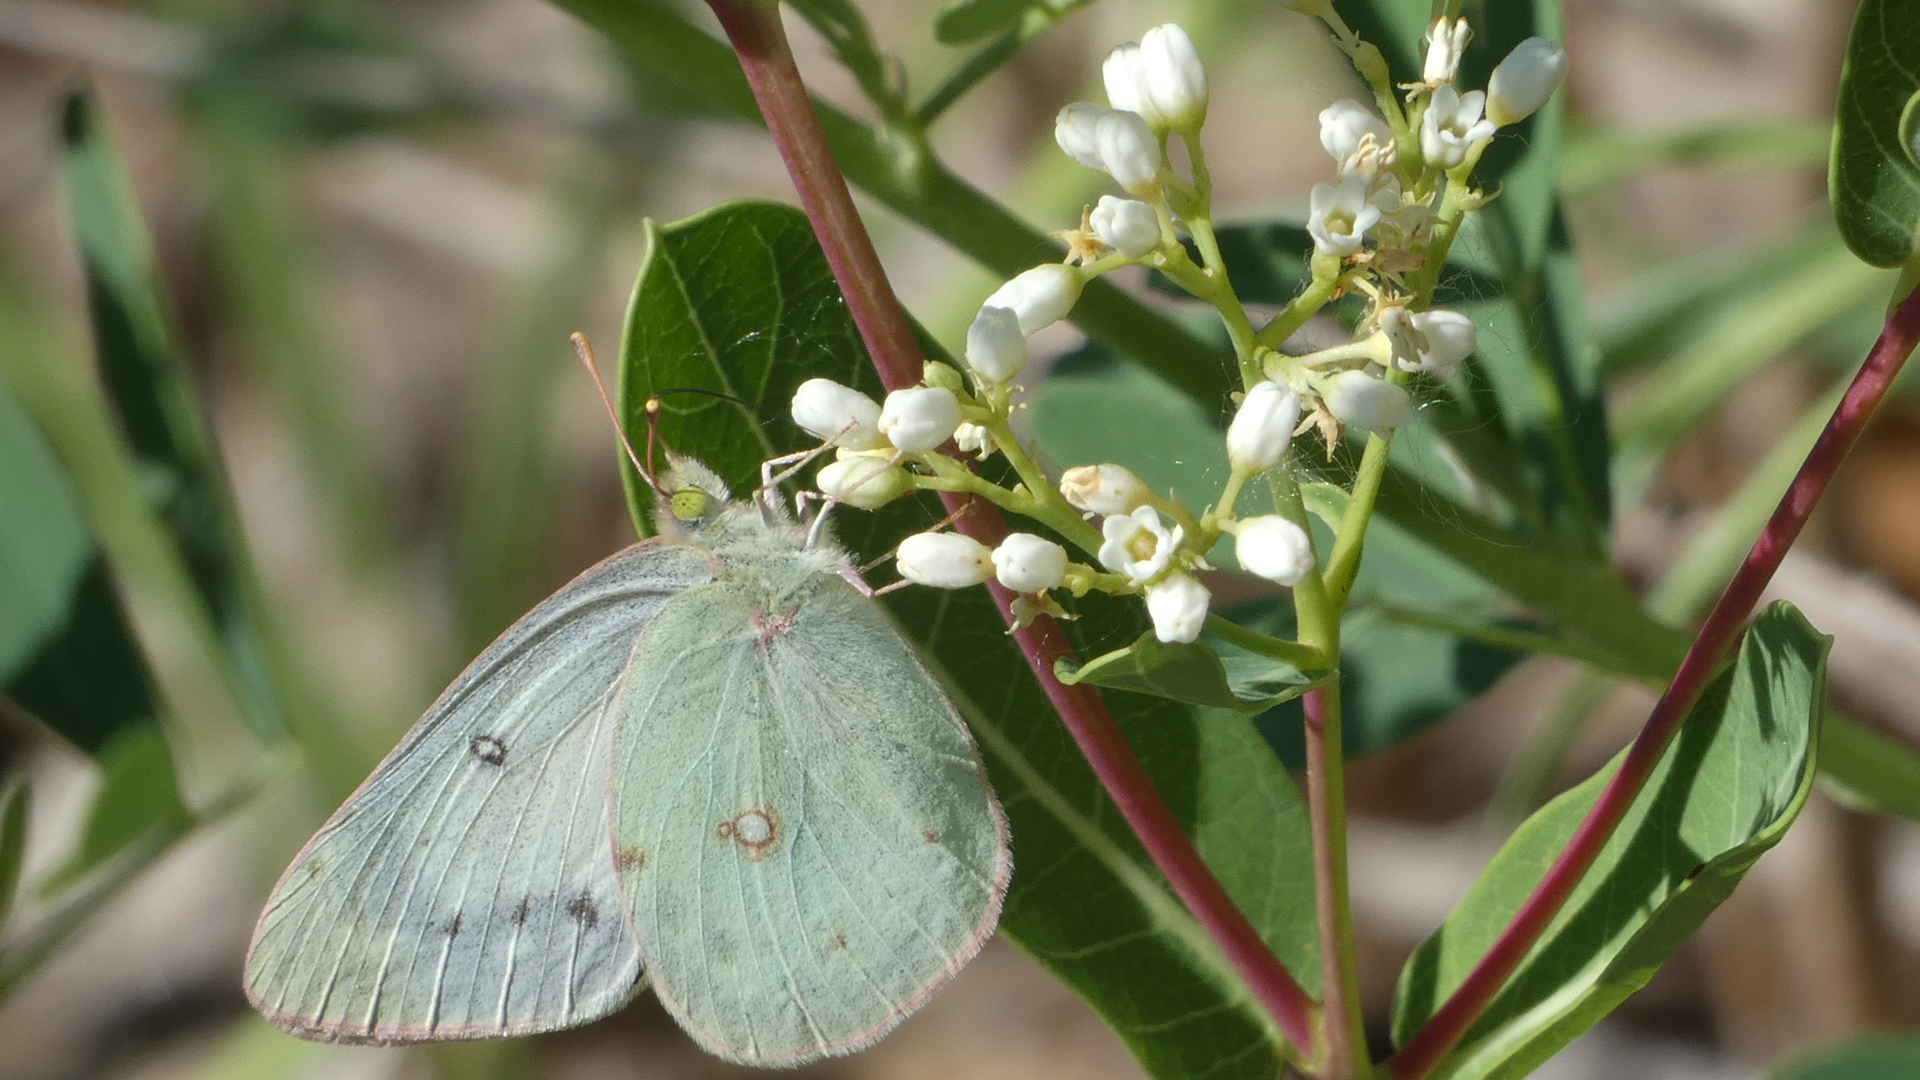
[0,778,26,933]
[934,0,1033,43]
[1057,632,1320,714]
[1831,0,1920,268]
[60,88,284,742]
[616,199,1318,1078]
[1816,714,1920,820]
[788,0,898,114]
[1769,1032,1920,1080]
[0,379,158,755]
[1391,603,1827,1080]
[41,724,191,894]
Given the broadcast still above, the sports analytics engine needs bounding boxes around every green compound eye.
[671,488,712,521]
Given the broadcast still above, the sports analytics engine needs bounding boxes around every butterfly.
[244,454,1012,1065]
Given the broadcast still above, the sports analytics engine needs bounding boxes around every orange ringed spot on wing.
[717,807,781,860]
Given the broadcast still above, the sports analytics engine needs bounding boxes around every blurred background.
[0,0,1915,1077]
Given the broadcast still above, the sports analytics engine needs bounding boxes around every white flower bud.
[791,378,886,450]
[1226,380,1302,473]
[1408,310,1475,376]
[1486,37,1568,127]
[1055,102,1110,170]
[1318,99,1391,173]
[1102,42,1165,130]
[1098,506,1183,583]
[897,532,994,589]
[1324,370,1412,433]
[1307,175,1382,256]
[966,305,1028,384]
[816,452,912,510]
[984,264,1085,335]
[1234,516,1315,587]
[878,386,962,452]
[1146,573,1209,644]
[1423,17,1471,85]
[1096,109,1163,194]
[1139,24,1208,133]
[1059,463,1150,515]
[992,533,1069,593]
[954,422,992,459]
[1090,195,1160,258]
[1420,85,1495,169]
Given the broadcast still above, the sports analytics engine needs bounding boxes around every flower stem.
[708,0,1321,1059]
[1304,684,1370,1079]
[1205,614,1330,671]
[1322,431,1393,608]
[1386,279,1920,1080]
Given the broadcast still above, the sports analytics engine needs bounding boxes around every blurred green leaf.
[1769,1032,1920,1080]
[60,88,284,742]
[934,0,1033,43]
[789,0,899,115]
[1057,632,1321,714]
[616,199,1319,1077]
[1392,603,1826,1080]
[1147,224,1499,311]
[41,724,191,894]
[0,380,157,755]
[1816,714,1920,821]
[194,1015,321,1080]
[1561,119,1832,193]
[1831,0,1920,267]
[0,779,26,933]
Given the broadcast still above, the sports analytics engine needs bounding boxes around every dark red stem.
[1388,281,1920,1080]
[705,0,1320,1057]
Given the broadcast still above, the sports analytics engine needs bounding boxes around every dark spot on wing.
[566,892,599,930]
[751,607,799,650]
[617,845,647,874]
[828,932,847,951]
[446,913,463,939]
[923,829,941,845]
[511,899,531,926]
[469,735,508,766]
[717,807,781,861]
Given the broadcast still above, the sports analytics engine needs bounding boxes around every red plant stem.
[1303,687,1363,1078]
[705,0,1321,1058]
[1388,280,1920,1080]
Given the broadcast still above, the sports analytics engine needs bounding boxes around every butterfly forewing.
[245,541,716,1042]
[612,572,1011,1065]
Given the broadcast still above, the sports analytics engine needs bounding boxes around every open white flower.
[1324,370,1412,433]
[1420,85,1495,169]
[1098,506,1183,583]
[878,387,961,452]
[1234,516,1315,586]
[954,422,992,459]
[984,264,1085,335]
[1227,380,1303,473]
[1090,195,1160,258]
[993,533,1069,593]
[966,305,1028,384]
[1487,37,1569,127]
[791,378,886,450]
[1146,573,1209,643]
[1318,99,1391,173]
[1060,464,1150,516]
[897,532,994,589]
[1409,310,1476,376]
[1307,175,1382,256]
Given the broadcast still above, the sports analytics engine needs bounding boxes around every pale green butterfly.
[244,450,1012,1065]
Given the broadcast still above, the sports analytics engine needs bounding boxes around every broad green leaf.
[0,380,157,755]
[1391,603,1827,1080]
[1769,1032,1920,1080]
[616,200,1318,1078]
[1029,347,1531,765]
[1815,713,1920,821]
[1057,632,1321,714]
[1831,0,1920,268]
[61,89,284,742]
[41,724,191,893]
[0,778,26,932]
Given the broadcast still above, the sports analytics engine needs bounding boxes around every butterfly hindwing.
[245,540,717,1042]
[611,571,1011,1065]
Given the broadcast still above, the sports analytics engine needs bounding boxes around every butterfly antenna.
[571,332,660,493]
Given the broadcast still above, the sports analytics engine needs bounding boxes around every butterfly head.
[654,455,735,536]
